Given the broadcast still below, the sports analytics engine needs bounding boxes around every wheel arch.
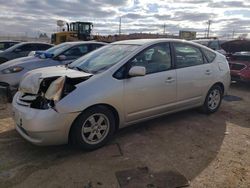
[68,103,120,143]
[211,82,225,95]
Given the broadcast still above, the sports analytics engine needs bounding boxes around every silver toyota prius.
[12,39,231,150]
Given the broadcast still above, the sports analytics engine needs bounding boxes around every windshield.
[69,44,139,74]
[45,43,72,56]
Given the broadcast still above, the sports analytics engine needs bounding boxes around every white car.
[12,39,231,150]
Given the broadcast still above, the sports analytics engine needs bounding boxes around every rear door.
[123,42,177,122]
[173,42,213,106]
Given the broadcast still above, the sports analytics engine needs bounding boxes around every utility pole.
[207,20,212,38]
[163,23,166,34]
[119,17,122,35]
[232,29,235,39]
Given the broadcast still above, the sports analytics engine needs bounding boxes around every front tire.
[201,85,223,114]
[70,106,116,150]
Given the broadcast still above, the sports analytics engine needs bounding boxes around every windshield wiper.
[75,66,92,74]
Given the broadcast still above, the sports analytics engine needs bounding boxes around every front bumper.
[12,94,80,146]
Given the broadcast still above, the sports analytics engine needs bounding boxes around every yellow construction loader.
[51,22,93,45]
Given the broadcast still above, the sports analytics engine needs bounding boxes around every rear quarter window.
[202,48,216,63]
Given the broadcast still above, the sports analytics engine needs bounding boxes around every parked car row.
[5,39,230,150]
[194,39,250,83]
[0,41,20,52]
[0,42,53,64]
[0,41,106,101]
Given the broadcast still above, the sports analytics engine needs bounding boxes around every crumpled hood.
[0,56,47,71]
[19,66,92,94]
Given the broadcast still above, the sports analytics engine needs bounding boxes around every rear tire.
[201,85,223,114]
[70,106,116,150]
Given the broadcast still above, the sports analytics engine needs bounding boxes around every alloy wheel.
[208,89,221,110]
[81,113,110,145]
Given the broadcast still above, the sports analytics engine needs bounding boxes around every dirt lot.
[0,83,249,188]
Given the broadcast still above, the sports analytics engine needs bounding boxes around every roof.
[64,41,106,45]
[18,41,52,45]
[0,40,20,43]
[112,38,201,46]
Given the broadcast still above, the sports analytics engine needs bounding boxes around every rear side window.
[36,44,52,50]
[174,43,204,68]
[18,44,35,51]
[91,44,104,50]
[202,48,216,63]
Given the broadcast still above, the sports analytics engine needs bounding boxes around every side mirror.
[128,66,146,77]
[57,55,67,61]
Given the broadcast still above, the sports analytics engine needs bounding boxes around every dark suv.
[0,42,53,64]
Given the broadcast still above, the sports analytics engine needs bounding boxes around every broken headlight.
[45,76,66,102]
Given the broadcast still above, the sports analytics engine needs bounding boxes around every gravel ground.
[0,83,249,188]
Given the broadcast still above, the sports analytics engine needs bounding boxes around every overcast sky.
[0,0,249,38]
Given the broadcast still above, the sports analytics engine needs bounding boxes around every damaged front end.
[17,74,91,110]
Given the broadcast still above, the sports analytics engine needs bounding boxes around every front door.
[124,43,177,123]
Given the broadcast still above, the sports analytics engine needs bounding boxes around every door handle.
[205,70,211,75]
[165,77,175,83]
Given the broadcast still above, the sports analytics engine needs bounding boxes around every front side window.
[63,45,88,57]
[46,43,71,56]
[174,43,204,68]
[91,44,104,50]
[129,43,172,74]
